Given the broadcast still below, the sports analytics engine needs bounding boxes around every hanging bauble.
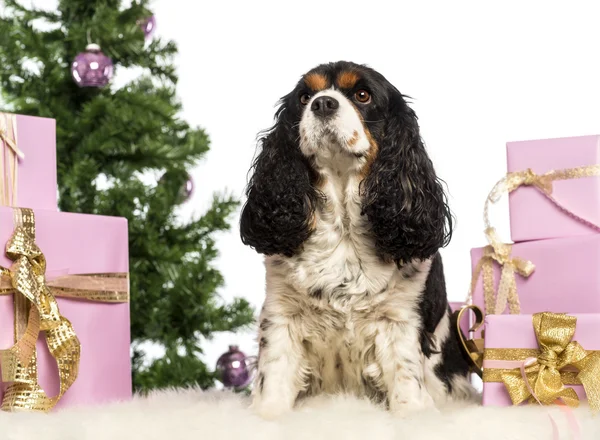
[215,345,256,390]
[139,15,156,39]
[180,175,194,203]
[158,172,194,204]
[71,44,113,88]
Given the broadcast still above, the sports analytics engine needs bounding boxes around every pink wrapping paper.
[470,234,600,319]
[0,207,131,409]
[507,134,600,242]
[482,313,599,406]
[1,113,57,210]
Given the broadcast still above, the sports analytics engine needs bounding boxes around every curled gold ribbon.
[467,165,600,315]
[452,304,485,377]
[0,208,129,412]
[483,312,600,413]
[0,113,23,207]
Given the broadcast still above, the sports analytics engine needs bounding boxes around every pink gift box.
[482,313,599,406]
[470,234,600,319]
[449,301,465,313]
[1,113,57,210]
[0,207,131,410]
[507,134,600,242]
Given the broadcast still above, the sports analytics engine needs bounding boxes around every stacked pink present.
[0,112,132,412]
[465,134,600,414]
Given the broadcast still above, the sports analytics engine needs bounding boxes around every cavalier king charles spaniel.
[240,61,476,419]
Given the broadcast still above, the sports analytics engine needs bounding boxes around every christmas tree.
[0,0,254,391]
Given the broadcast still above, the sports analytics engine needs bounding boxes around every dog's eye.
[355,90,371,103]
[300,93,311,105]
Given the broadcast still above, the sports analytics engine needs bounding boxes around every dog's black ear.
[240,103,319,257]
[361,92,453,263]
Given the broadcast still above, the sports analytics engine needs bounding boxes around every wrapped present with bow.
[466,154,600,328]
[0,207,131,412]
[0,112,57,210]
[482,312,600,412]
[506,135,600,242]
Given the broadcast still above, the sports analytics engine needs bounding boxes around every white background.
[21,0,600,379]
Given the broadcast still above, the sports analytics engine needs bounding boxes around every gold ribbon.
[0,113,23,207]
[467,165,600,315]
[469,228,535,315]
[483,312,600,412]
[487,167,600,233]
[0,274,130,303]
[452,304,485,377]
[0,208,129,412]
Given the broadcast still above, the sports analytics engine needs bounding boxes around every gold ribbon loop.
[452,304,485,377]
[0,209,80,412]
[0,208,129,412]
[484,312,600,413]
[468,164,600,315]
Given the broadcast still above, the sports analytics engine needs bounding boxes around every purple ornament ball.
[180,176,194,203]
[216,345,253,389]
[157,172,194,204]
[140,15,156,39]
[71,44,113,88]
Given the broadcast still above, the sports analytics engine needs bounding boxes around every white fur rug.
[0,389,598,440]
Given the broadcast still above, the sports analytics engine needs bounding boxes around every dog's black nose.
[311,96,339,118]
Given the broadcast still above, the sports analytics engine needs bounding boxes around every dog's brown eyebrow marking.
[337,70,360,89]
[304,73,328,91]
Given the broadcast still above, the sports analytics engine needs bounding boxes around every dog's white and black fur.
[240,61,476,420]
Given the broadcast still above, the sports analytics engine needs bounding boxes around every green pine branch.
[0,0,255,392]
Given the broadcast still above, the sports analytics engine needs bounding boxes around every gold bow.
[484,312,600,412]
[0,208,129,412]
[469,228,535,315]
[503,168,554,195]
[467,165,600,315]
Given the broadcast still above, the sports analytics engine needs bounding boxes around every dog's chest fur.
[295,153,396,299]
[264,153,432,396]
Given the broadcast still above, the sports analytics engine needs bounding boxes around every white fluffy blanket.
[0,389,598,440]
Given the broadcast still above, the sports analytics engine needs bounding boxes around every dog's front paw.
[389,392,437,419]
[250,397,292,421]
